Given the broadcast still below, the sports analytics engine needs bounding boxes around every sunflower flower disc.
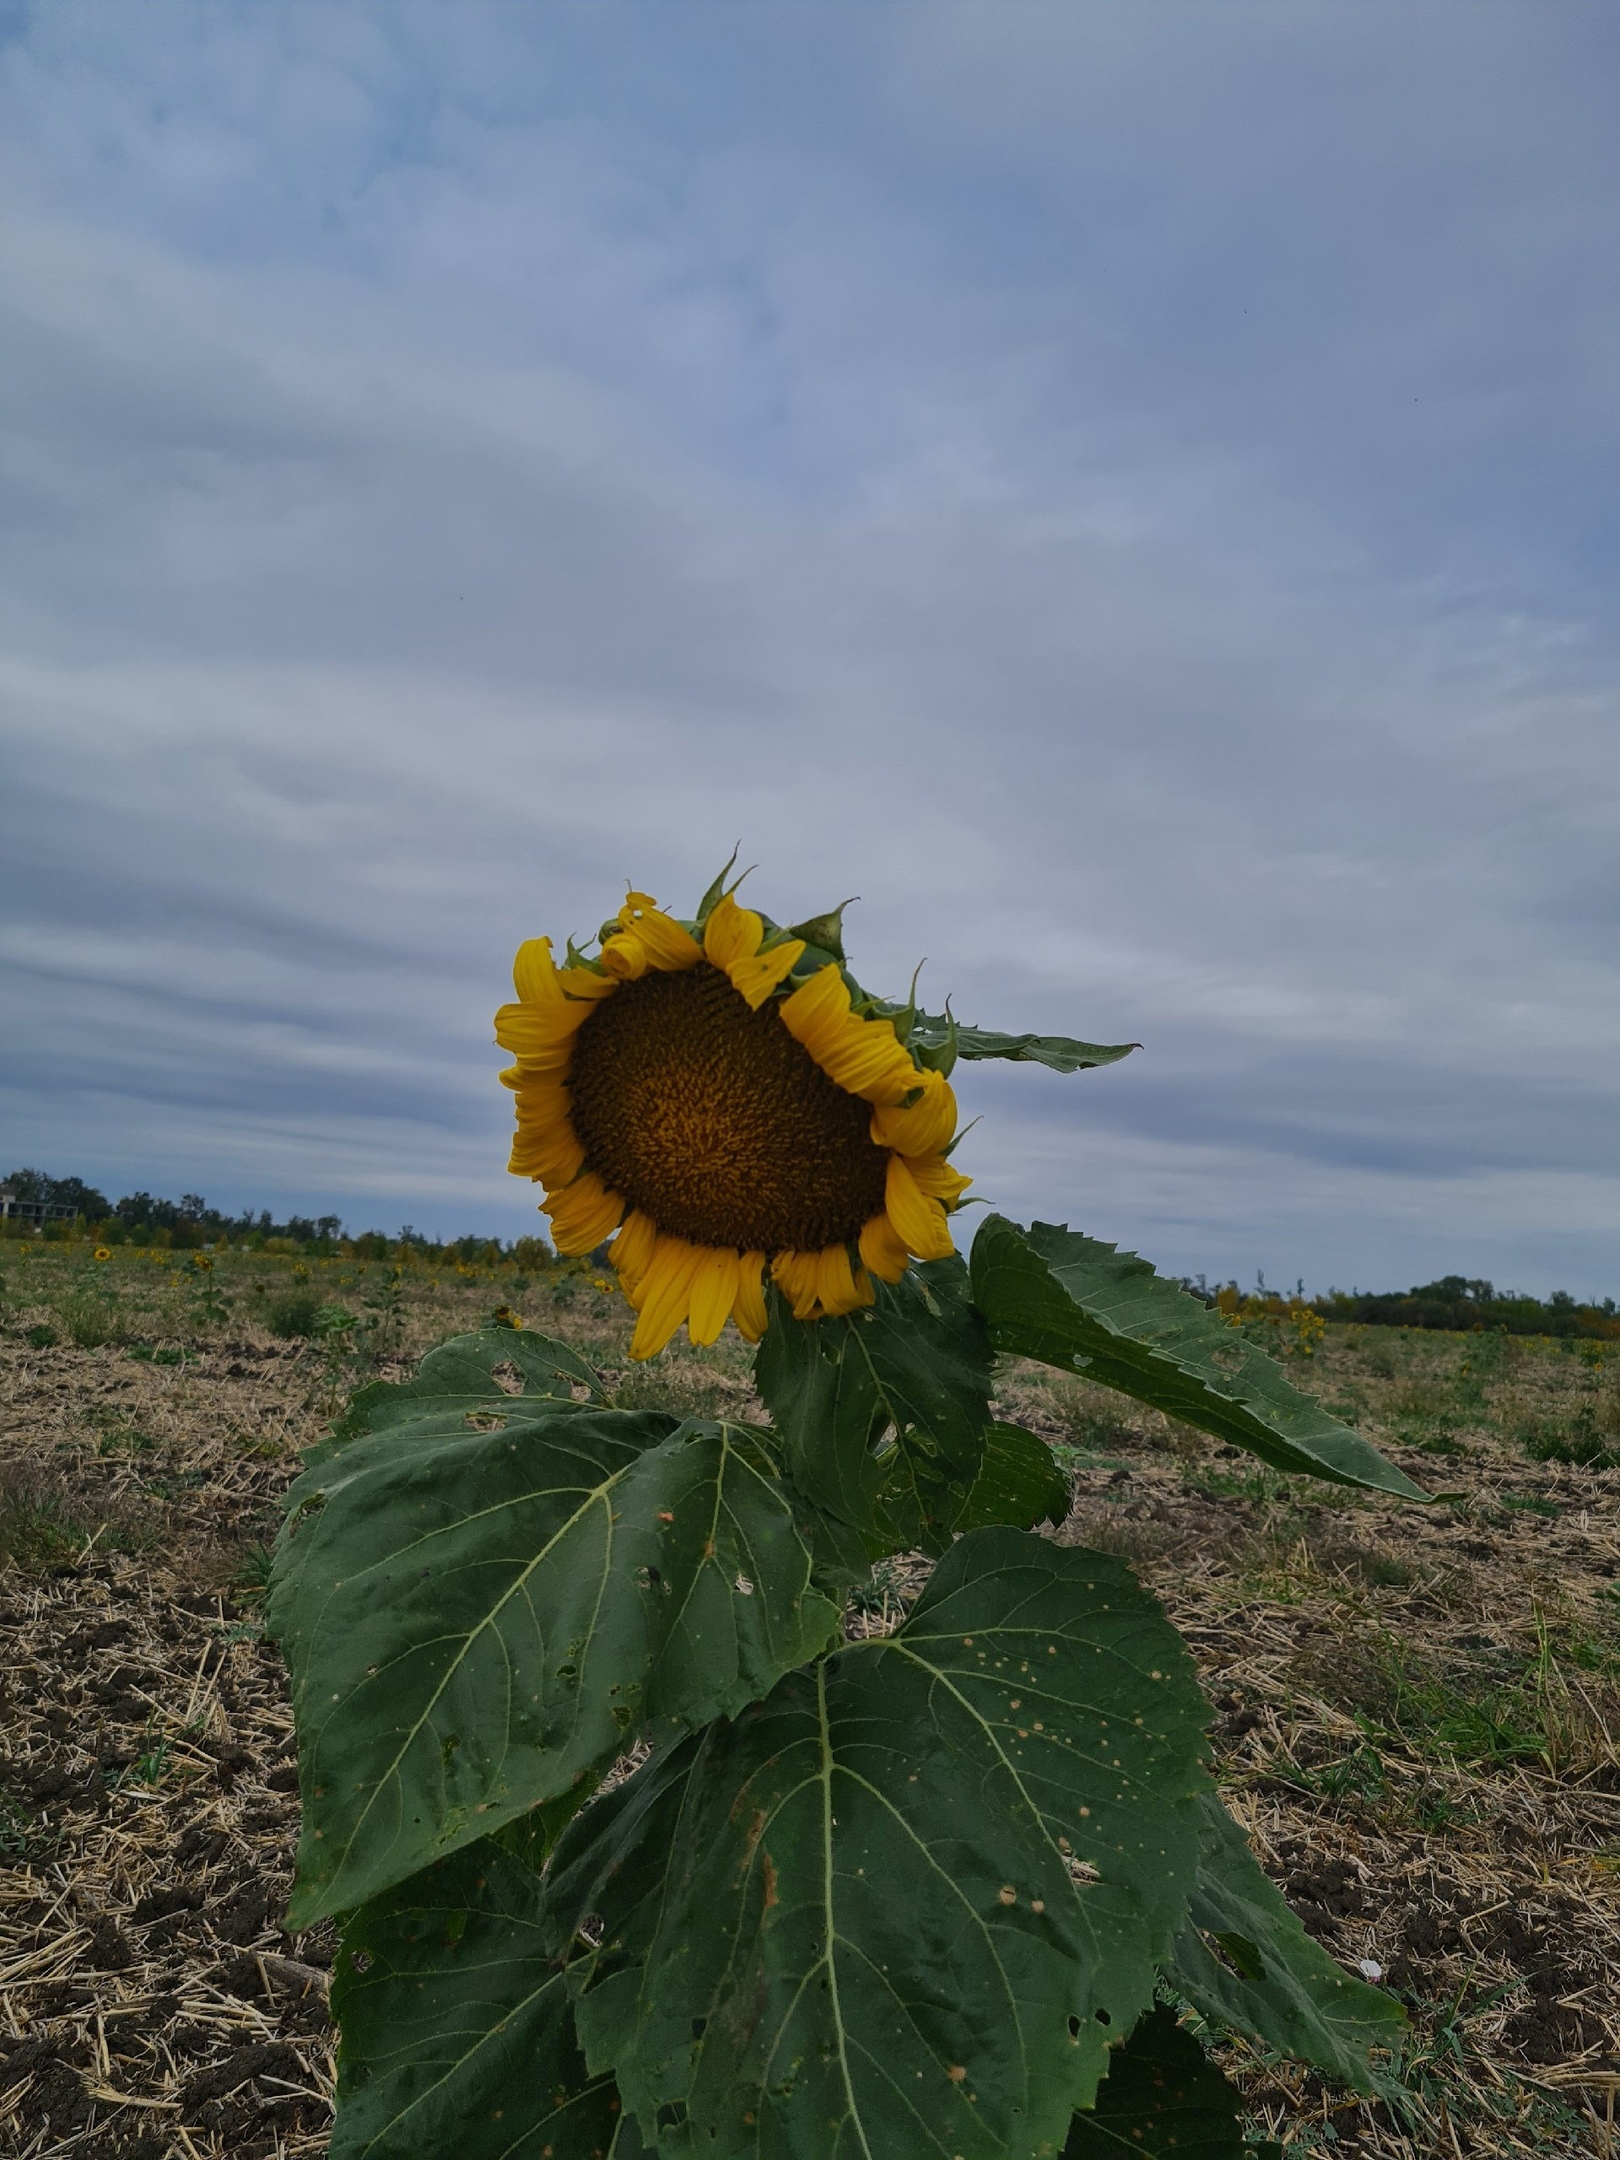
[494,885,970,1356]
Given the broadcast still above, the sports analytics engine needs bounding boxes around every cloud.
[0,3,1617,1291]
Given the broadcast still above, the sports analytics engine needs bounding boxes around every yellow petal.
[688,1247,741,1346]
[507,1079,573,1126]
[909,1154,972,1207]
[610,1209,660,1299]
[778,961,850,1052]
[813,1021,918,1103]
[617,895,703,972]
[601,932,648,980]
[771,1250,823,1321]
[512,934,616,1006]
[629,1238,702,1359]
[543,1171,624,1254]
[870,1070,958,1157]
[884,1154,956,1262]
[493,1000,596,1056]
[727,937,805,1011]
[512,935,564,1005]
[509,1126,584,1183]
[703,892,763,970]
[815,1244,874,1317]
[732,1252,768,1342]
[858,1211,911,1283]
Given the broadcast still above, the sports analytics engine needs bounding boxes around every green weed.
[1180,1462,1294,1506]
[267,1288,324,1338]
[232,1541,277,1604]
[0,1791,52,1861]
[0,1470,93,1570]
[1516,1402,1620,1470]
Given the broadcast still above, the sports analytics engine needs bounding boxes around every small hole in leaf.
[490,1359,524,1395]
[691,2017,707,2039]
[1095,2008,1111,2026]
[351,1950,373,1974]
[735,1574,755,1596]
[1067,2015,1081,2039]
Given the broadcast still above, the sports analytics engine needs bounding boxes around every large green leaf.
[549,1529,1210,2160]
[971,1219,1425,1501]
[1063,2006,1247,2159]
[912,1012,1139,1073]
[316,1326,607,1464]
[269,1408,838,1925]
[952,1421,1073,1533]
[330,1837,650,2159]
[1165,1794,1404,2093]
[754,1257,993,1554]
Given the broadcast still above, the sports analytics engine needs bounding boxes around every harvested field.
[2,1240,1617,2156]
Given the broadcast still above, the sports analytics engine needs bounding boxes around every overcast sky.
[2,2,1617,1295]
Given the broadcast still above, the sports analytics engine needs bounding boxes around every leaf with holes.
[330,1836,651,2159]
[1062,2005,1249,2158]
[547,1528,1209,2159]
[321,1326,606,1460]
[1164,1794,1404,2093]
[952,1421,1073,1533]
[971,1219,1425,1500]
[754,1257,993,1554]
[269,1408,839,1925]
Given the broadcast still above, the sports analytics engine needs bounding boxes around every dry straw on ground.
[1,1242,1617,2156]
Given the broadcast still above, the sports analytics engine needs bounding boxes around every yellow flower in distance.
[495,883,969,1359]
[93,1247,112,1262]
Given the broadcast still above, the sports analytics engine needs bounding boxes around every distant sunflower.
[495,886,969,1358]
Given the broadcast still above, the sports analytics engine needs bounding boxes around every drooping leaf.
[269,1409,838,1925]
[1062,2005,1247,2159]
[912,1012,1139,1074]
[971,1219,1426,1501]
[320,1326,607,1461]
[754,1257,993,1554]
[952,1420,1073,1533]
[1165,1794,1405,2093]
[330,1837,648,2159]
[549,1529,1211,2160]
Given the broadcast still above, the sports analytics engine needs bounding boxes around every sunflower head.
[495,877,970,1359]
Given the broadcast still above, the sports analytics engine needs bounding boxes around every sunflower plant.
[269,868,1420,2160]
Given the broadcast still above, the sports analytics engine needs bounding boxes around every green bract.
[272,955,1416,2158]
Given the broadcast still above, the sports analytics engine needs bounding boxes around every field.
[2,1240,1618,2158]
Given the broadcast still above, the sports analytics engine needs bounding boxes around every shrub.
[1518,1407,1620,1471]
[267,1289,324,1339]
[59,1297,119,1350]
[25,1323,58,1349]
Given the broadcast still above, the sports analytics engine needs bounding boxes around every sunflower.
[495,884,970,1358]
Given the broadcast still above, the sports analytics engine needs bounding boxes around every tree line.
[1,1168,554,1265]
